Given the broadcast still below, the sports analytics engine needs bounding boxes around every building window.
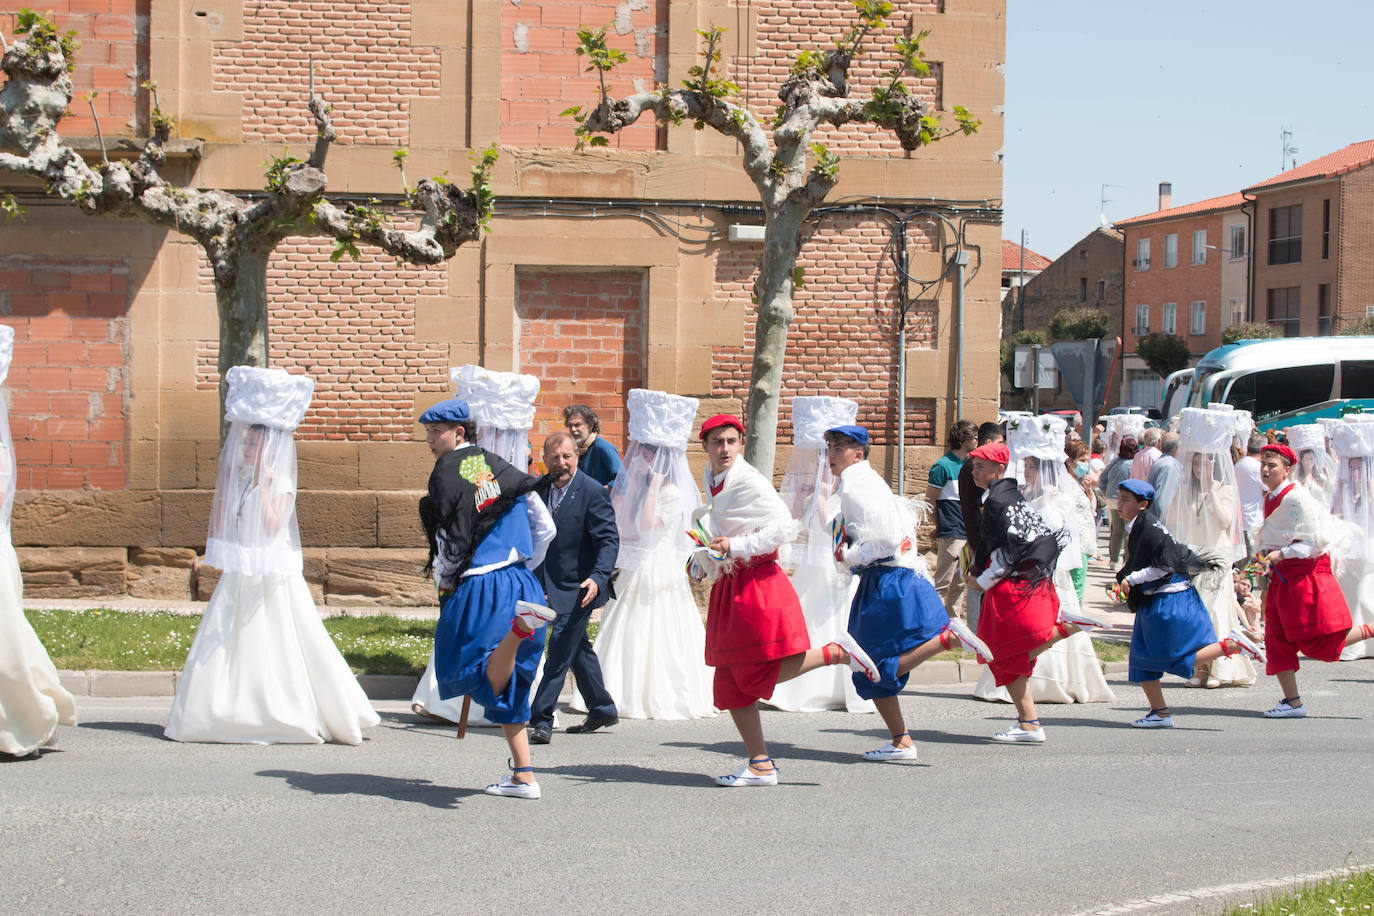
[1136,238,1150,270]
[1079,277,1087,303]
[1162,302,1177,334]
[1192,229,1207,265]
[1267,286,1301,337]
[1190,301,1206,335]
[1164,233,1178,268]
[1318,284,1332,335]
[1097,279,1106,301]
[1368,305,1374,320]
[1135,304,1149,336]
[1230,224,1247,260]
[1322,199,1330,260]
[1228,298,1245,327]
[1268,205,1302,265]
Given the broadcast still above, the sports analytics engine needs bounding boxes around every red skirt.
[705,552,811,667]
[978,576,1059,687]
[1266,554,1352,642]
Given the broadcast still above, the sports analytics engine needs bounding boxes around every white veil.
[1103,414,1147,456]
[611,389,701,571]
[778,396,858,569]
[0,325,15,537]
[1166,407,1243,555]
[1008,414,1080,566]
[1287,423,1338,509]
[1331,417,1374,562]
[204,367,313,576]
[451,365,539,470]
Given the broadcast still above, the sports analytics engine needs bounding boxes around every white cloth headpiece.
[1287,424,1326,453]
[451,365,539,431]
[1008,414,1067,461]
[791,396,859,448]
[0,324,13,387]
[224,366,314,431]
[1331,417,1374,458]
[1180,407,1235,453]
[627,389,699,448]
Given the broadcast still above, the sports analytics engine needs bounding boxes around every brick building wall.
[0,256,128,491]
[709,213,939,446]
[1338,165,1374,328]
[515,268,646,446]
[1249,182,1339,337]
[212,0,442,143]
[1,2,146,137]
[500,0,667,150]
[1121,211,1227,357]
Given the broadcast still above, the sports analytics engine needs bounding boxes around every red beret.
[699,413,744,441]
[1262,443,1296,465]
[969,442,1010,464]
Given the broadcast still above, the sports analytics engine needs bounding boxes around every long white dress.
[1331,422,1374,661]
[166,367,379,745]
[0,321,78,756]
[591,483,715,719]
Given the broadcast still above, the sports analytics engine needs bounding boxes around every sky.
[1002,0,1374,261]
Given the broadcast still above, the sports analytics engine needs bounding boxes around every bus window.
[1340,360,1374,398]
[1190,366,1223,406]
[1225,364,1335,421]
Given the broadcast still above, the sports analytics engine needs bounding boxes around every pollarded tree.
[1134,332,1192,380]
[563,1,979,473]
[0,11,495,437]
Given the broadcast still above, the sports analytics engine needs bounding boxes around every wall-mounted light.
[727,224,766,243]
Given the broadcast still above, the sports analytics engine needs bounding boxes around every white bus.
[1174,336,1374,430]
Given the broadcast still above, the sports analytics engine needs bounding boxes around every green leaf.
[558,105,584,119]
[792,266,806,291]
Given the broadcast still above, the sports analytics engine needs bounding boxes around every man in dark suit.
[528,430,620,744]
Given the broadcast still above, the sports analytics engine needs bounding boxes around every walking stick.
[456,695,472,739]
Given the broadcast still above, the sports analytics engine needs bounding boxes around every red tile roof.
[1114,192,1245,228]
[1245,138,1374,191]
[1002,238,1051,272]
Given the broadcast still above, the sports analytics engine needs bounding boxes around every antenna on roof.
[1099,183,1122,227]
[1281,127,1299,171]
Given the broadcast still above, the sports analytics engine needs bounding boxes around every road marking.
[1063,865,1370,915]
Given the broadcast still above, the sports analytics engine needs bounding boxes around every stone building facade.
[0,0,1005,602]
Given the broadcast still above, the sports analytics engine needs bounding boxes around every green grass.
[1217,868,1374,915]
[24,609,435,677]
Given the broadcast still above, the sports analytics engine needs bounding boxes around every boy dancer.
[418,398,557,798]
[966,442,1104,744]
[824,425,989,762]
[1255,444,1374,717]
[689,415,877,786]
[1113,479,1264,728]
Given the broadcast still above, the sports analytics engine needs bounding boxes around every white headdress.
[612,389,701,571]
[780,396,858,568]
[451,365,539,469]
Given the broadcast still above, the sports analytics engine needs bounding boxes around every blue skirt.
[433,563,547,723]
[848,565,949,699]
[1128,575,1217,683]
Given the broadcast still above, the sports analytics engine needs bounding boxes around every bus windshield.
[1189,366,1225,407]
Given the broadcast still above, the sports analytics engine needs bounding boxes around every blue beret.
[825,424,869,446]
[418,397,471,424]
[1119,478,1155,501]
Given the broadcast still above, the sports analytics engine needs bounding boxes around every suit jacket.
[535,470,619,614]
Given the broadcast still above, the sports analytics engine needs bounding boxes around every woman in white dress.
[975,415,1114,704]
[590,388,714,719]
[0,325,78,757]
[166,367,379,744]
[1287,424,1338,509]
[411,365,541,724]
[1166,407,1256,687]
[766,396,873,714]
[1331,417,1374,661]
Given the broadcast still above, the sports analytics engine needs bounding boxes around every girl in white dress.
[590,389,714,719]
[768,396,873,714]
[1167,406,1256,687]
[1331,417,1374,661]
[411,365,541,724]
[0,325,78,757]
[975,415,1114,705]
[165,367,379,744]
[1287,424,1338,509]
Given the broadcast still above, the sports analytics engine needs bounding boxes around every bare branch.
[306,178,482,265]
[306,58,334,169]
[86,94,107,164]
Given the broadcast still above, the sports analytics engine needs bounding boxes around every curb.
[61,659,1134,700]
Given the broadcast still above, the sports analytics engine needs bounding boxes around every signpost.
[1049,337,1120,435]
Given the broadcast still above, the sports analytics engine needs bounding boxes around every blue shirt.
[580,435,622,488]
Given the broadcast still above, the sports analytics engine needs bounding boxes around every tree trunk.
[742,214,803,476]
[214,245,272,442]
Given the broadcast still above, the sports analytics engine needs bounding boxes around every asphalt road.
[3,659,1371,916]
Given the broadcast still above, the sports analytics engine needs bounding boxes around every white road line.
[1062,865,1370,916]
